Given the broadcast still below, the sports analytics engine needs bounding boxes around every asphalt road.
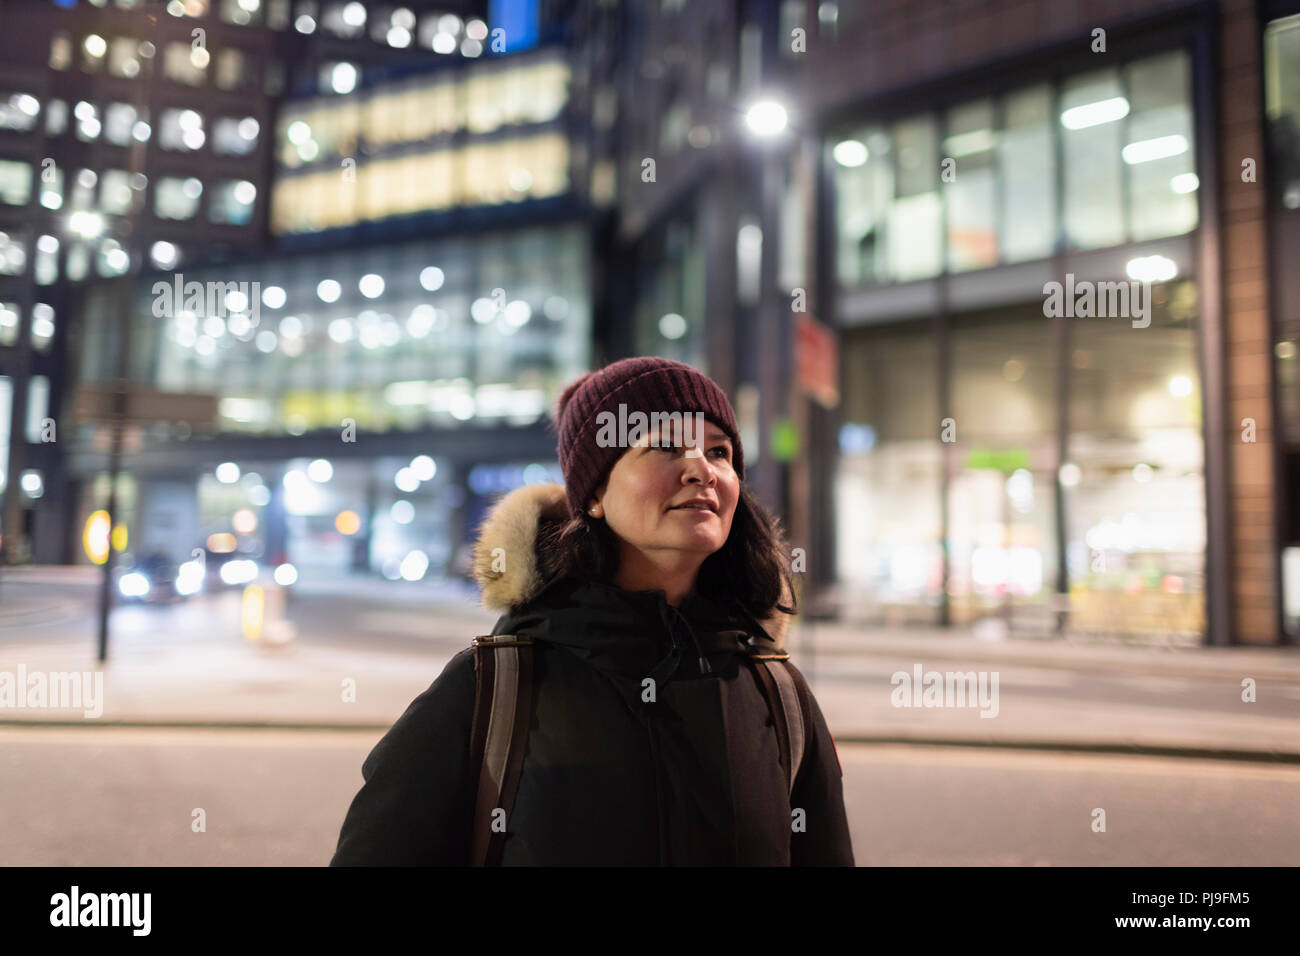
[1,726,1296,866]
[5,579,1298,726]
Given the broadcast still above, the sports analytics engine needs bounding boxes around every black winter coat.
[330,483,854,866]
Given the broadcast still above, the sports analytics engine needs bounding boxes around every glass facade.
[832,49,1197,289]
[836,322,942,623]
[829,47,1205,640]
[1265,12,1300,634]
[78,225,591,436]
[633,216,708,367]
[270,48,571,235]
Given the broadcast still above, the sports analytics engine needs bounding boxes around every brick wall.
[1220,0,1280,643]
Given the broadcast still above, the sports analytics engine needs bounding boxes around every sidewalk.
[2,610,1299,760]
[788,618,1300,682]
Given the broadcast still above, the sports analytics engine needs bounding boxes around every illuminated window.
[49,33,73,70]
[0,233,27,276]
[220,0,264,26]
[158,108,206,150]
[99,170,135,215]
[215,48,249,90]
[0,303,18,346]
[155,176,203,219]
[213,115,260,155]
[0,160,32,206]
[32,312,54,358]
[208,180,257,225]
[44,99,68,136]
[108,37,143,78]
[163,41,206,85]
[103,102,141,145]
[1,92,41,132]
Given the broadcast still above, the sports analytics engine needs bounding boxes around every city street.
[2,570,1299,865]
[1,724,1296,866]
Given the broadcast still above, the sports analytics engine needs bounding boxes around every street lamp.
[744,99,790,138]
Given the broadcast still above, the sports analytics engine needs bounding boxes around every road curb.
[0,718,390,732]
[5,718,1299,764]
[793,643,1300,683]
[833,733,1300,764]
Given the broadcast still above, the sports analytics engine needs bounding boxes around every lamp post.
[743,97,794,518]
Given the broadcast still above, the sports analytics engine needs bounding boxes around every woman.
[330,357,854,866]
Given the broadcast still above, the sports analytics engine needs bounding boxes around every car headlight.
[119,572,150,597]
[176,561,204,595]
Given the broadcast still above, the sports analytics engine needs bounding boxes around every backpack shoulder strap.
[468,634,536,867]
[748,650,811,797]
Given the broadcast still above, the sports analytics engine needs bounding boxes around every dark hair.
[536,482,798,627]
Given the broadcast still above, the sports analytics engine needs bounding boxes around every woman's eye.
[710,446,730,459]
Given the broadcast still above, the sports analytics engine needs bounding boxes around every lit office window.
[1,92,41,132]
[73,101,101,141]
[267,0,290,29]
[215,48,250,90]
[213,115,260,155]
[39,165,63,210]
[50,33,73,71]
[889,115,942,281]
[158,108,206,150]
[220,0,264,26]
[208,180,257,225]
[30,307,55,353]
[1062,68,1126,250]
[44,99,68,136]
[66,242,89,281]
[1125,52,1196,241]
[103,102,139,145]
[165,0,211,18]
[0,233,27,275]
[832,126,888,286]
[26,376,50,440]
[69,168,96,210]
[0,160,31,206]
[322,1,367,38]
[80,33,107,72]
[108,37,143,78]
[944,98,997,272]
[35,234,58,285]
[155,176,203,219]
[96,238,130,277]
[1265,15,1300,211]
[163,41,207,85]
[0,303,18,346]
[278,107,360,166]
[998,84,1055,262]
[100,170,135,215]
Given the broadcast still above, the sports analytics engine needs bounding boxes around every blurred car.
[197,548,262,590]
[115,553,198,605]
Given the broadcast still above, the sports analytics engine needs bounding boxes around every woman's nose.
[683,449,717,483]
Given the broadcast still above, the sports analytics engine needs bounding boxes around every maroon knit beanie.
[554,357,745,517]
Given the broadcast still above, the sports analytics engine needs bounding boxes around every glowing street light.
[745,99,788,137]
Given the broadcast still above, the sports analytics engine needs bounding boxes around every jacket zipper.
[646,606,683,866]
[647,714,667,865]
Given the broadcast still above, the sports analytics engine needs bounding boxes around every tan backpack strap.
[468,635,536,866]
[748,650,806,801]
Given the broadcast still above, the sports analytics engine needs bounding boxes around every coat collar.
[470,482,793,652]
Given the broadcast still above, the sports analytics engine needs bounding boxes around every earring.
[589,505,600,516]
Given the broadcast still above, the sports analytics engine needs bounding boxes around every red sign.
[795,314,839,409]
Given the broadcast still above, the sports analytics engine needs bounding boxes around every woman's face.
[593,418,739,563]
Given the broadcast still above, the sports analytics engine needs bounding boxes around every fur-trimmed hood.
[470,482,792,652]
